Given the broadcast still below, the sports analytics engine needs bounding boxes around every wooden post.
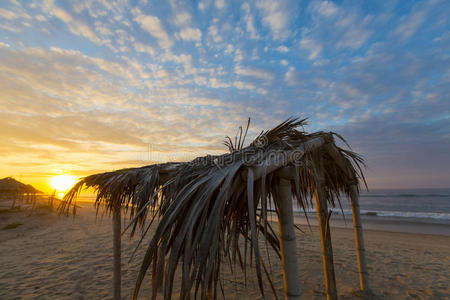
[324,143,370,292]
[349,185,369,291]
[12,192,17,208]
[276,178,302,300]
[314,179,337,300]
[113,206,122,300]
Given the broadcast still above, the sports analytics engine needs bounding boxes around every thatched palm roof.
[0,177,42,194]
[61,118,366,300]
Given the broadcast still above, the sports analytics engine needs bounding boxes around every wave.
[293,208,450,221]
[360,194,450,198]
[359,210,450,220]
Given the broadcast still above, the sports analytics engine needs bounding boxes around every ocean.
[291,188,450,235]
[336,188,450,225]
[77,188,450,234]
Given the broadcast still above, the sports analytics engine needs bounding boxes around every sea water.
[293,188,450,226]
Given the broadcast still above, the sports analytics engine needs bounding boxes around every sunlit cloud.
[0,0,449,190]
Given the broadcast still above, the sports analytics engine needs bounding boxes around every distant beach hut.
[61,118,369,300]
[0,177,42,208]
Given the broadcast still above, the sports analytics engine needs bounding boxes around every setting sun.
[50,175,77,194]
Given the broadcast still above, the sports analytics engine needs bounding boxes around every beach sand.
[0,205,448,299]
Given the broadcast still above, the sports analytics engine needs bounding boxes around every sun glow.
[50,175,77,195]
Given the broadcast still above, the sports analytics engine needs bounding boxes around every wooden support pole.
[113,207,122,300]
[12,192,17,208]
[349,185,369,292]
[32,193,36,209]
[314,180,337,300]
[276,178,302,300]
[324,143,370,292]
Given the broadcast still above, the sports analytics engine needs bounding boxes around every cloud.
[215,0,226,10]
[241,3,259,39]
[310,0,338,17]
[0,7,31,20]
[133,42,155,55]
[173,11,191,26]
[210,78,230,88]
[224,44,234,54]
[233,80,256,91]
[1,0,449,189]
[302,0,373,52]
[299,37,322,60]
[256,0,290,40]
[42,0,103,45]
[234,48,243,62]
[179,27,202,42]
[198,0,209,11]
[276,45,289,53]
[335,15,373,49]
[0,45,271,186]
[207,24,222,43]
[394,6,427,41]
[235,66,274,81]
[284,67,296,85]
[133,10,173,48]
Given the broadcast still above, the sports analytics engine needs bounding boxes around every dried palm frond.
[60,162,183,236]
[60,117,366,300]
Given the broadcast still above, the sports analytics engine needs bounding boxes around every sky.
[0,0,449,192]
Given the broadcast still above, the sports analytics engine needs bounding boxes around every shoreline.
[73,201,450,237]
[293,213,450,237]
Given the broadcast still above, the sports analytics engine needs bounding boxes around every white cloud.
[299,38,322,60]
[173,11,191,26]
[232,81,268,95]
[35,15,47,22]
[163,52,192,65]
[198,0,208,11]
[224,44,234,54]
[256,88,268,95]
[251,48,259,60]
[179,27,202,42]
[233,80,255,91]
[284,66,298,85]
[134,42,155,55]
[210,78,230,88]
[305,1,372,50]
[280,59,288,66]
[215,0,226,10]
[235,66,274,81]
[42,1,103,45]
[312,1,338,17]
[0,7,31,20]
[241,3,258,39]
[276,45,289,52]
[394,8,426,41]
[208,25,222,43]
[134,11,173,48]
[256,0,290,40]
[335,15,372,49]
[234,48,243,62]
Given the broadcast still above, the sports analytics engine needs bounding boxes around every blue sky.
[0,0,449,190]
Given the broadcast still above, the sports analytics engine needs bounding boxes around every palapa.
[61,117,369,300]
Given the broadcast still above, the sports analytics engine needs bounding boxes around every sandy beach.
[0,204,448,300]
